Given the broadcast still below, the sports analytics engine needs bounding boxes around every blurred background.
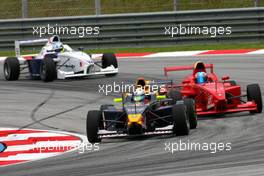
[0,0,264,19]
[0,0,263,53]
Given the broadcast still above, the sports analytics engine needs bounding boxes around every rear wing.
[15,39,48,57]
[164,63,214,76]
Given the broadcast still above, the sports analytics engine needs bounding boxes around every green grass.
[1,42,263,57]
[0,0,263,19]
[0,0,21,19]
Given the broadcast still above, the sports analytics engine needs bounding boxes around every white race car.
[3,35,118,82]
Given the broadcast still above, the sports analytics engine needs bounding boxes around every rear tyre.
[184,98,197,129]
[86,110,102,143]
[40,56,56,82]
[172,104,190,136]
[247,84,262,113]
[168,89,182,104]
[100,104,114,111]
[102,53,118,77]
[4,57,20,80]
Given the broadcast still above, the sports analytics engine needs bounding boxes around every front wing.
[57,65,118,79]
[98,125,174,139]
[196,101,257,115]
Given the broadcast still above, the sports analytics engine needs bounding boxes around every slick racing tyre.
[100,104,115,111]
[86,110,102,143]
[168,89,182,104]
[247,84,262,113]
[40,55,57,82]
[4,57,20,80]
[172,104,190,136]
[102,53,118,77]
[184,98,197,129]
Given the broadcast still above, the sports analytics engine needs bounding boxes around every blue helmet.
[195,72,207,84]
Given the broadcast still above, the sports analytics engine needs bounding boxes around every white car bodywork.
[15,38,118,79]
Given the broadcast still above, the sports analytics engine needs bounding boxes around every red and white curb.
[0,49,263,62]
[140,49,264,57]
[83,49,264,58]
[0,128,87,167]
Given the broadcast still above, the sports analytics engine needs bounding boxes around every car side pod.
[0,142,6,153]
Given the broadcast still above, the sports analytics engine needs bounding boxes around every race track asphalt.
[0,54,263,176]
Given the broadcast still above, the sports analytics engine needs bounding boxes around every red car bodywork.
[164,63,258,115]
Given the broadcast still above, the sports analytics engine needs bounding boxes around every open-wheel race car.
[163,61,262,116]
[86,78,197,143]
[3,35,118,82]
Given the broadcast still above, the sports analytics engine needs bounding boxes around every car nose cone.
[0,142,6,153]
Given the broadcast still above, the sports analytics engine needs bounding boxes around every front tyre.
[4,57,20,80]
[184,98,197,129]
[168,89,182,104]
[86,110,102,143]
[172,104,190,136]
[40,56,56,82]
[102,53,118,77]
[247,84,262,113]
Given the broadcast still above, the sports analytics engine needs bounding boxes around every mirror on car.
[222,76,230,81]
[114,98,122,103]
[183,80,191,84]
[157,95,166,100]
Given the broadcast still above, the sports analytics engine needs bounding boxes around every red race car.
[163,61,262,116]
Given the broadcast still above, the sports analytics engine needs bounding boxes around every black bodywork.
[100,93,179,135]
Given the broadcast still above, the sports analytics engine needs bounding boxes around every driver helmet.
[50,35,64,52]
[133,88,145,102]
[51,41,64,53]
[195,71,207,84]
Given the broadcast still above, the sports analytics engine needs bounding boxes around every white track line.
[0,132,69,141]
[143,50,208,57]
[5,140,82,152]
[246,49,264,55]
